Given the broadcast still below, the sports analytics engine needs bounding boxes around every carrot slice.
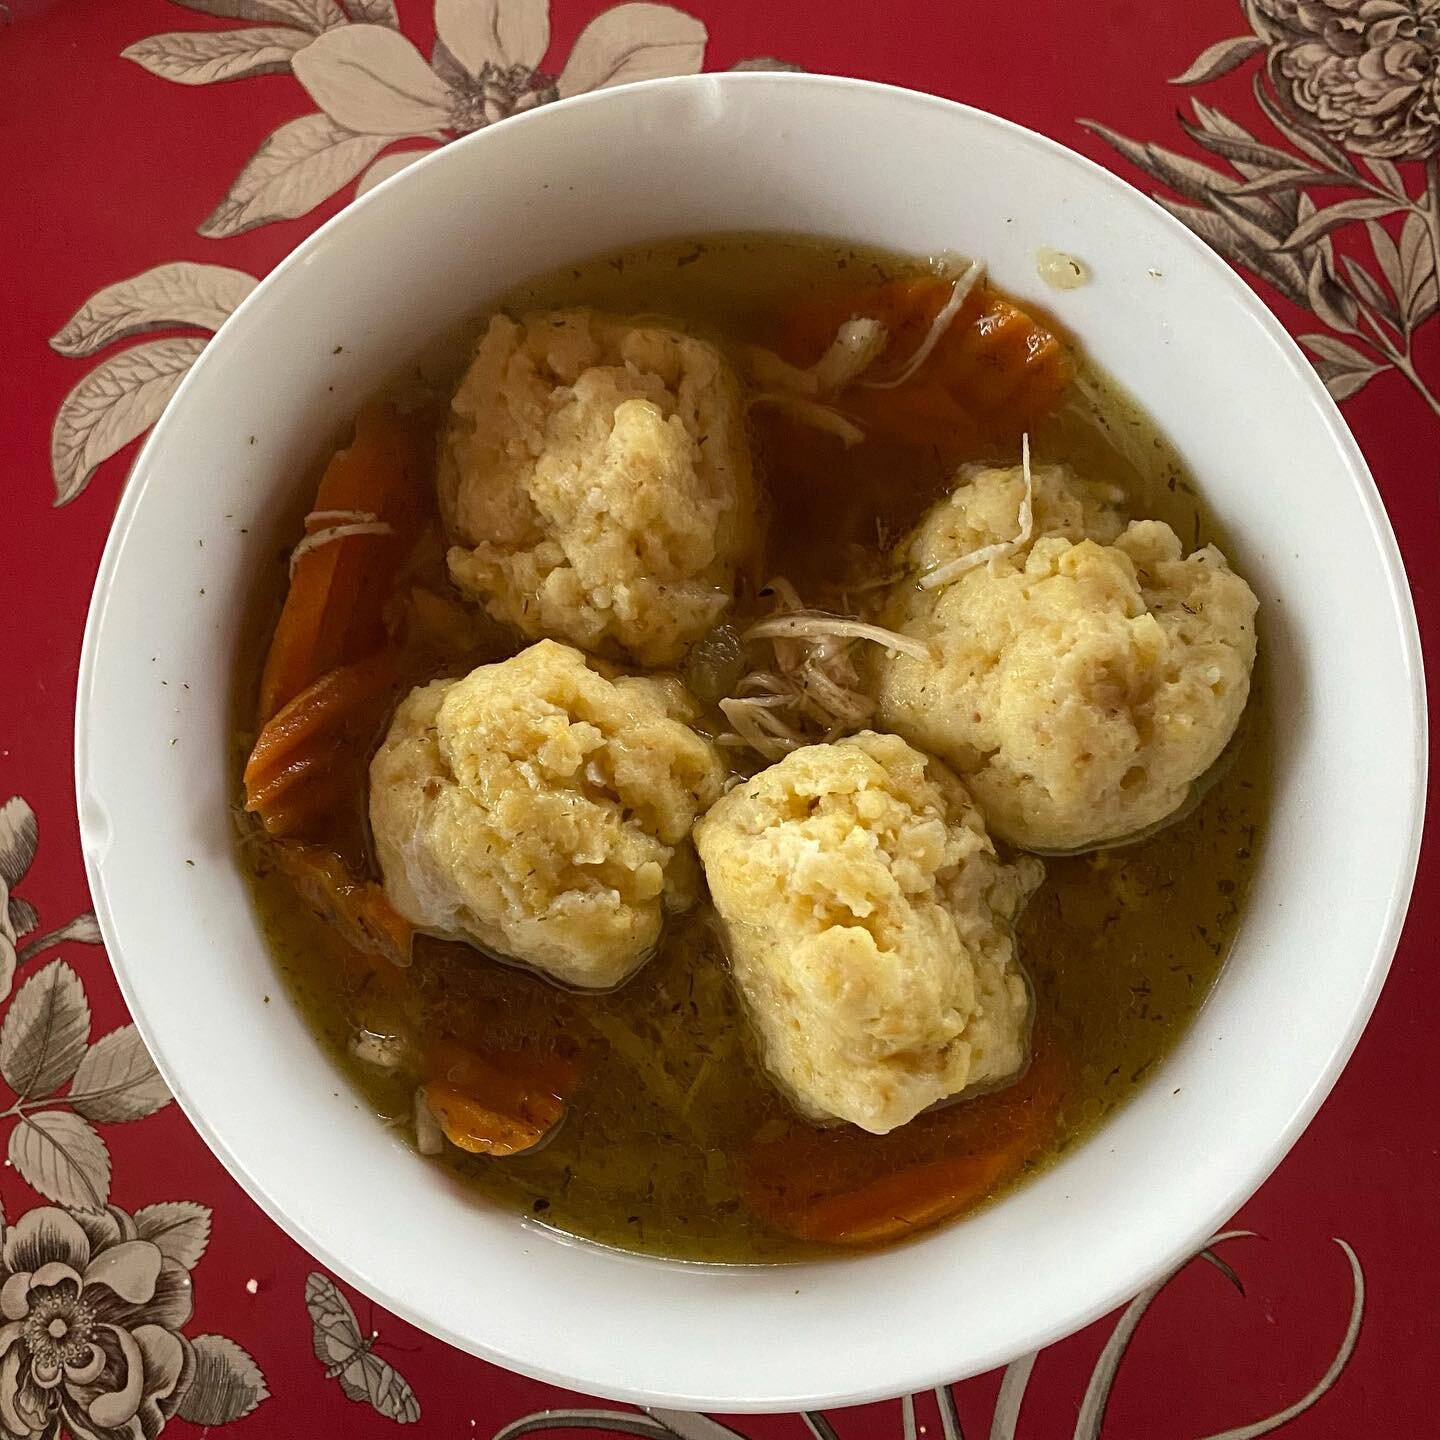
[421,1040,581,1157]
[746,1035,1066,1247]
[775,275,1073,447]
[771,1149,1023,1247]
[266,840,413,970]
[243,651,399,837]
[258,402,427,724]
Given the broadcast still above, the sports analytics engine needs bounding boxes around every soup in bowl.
[77,75,1424,1409]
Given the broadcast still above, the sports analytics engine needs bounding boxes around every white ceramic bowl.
[77,74,1426,1411]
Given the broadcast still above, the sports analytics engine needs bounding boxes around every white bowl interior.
[77,75,1425,1410]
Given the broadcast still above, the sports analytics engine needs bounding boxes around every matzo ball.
[370,640,726,988]
[874,463,1258,851]
[694,731,1041,1135]
[439,309,757,667]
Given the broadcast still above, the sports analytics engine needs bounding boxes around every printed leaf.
[1179,115,1331,180]
[1188,102,1302,224]
[172,0,345,30]
[1399,210,1438,324]
[9,1112,111,1211]
[1305,254,1360,335]
[199,114,388,238]
[51,337,206,506]
[1365,220,1405,300]
[1170,34,1265,86]
[1080,121,1289,240]
[1075,1231,1256,1440]
[1156,196,1307,307]
[1191,1240,1365,1439]
[1342,255,1399,327]
[557,3,707,98]
[7,899,38,940]
[135,1201,213,1270]
[1253,75,1353,173]
[345,0,400,23]
[1362,155,1409,201]
[50,263,257,358]
[69,1026,172,1123]
[121,27,308,85]
[0,960,91,1098]
[989,1354,1038,1440]
[178,1335,270,1425]
[1281,196,1403,251]
[1188,102,1269,177]
[1299,333,1388,401]
[0,799,38,889]
[1230,166,1344,196]
[1299,333,1381,367]
[291,26,451,134]
[355,147,430,195]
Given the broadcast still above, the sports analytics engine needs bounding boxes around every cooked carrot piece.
[775,275,1073,444]
[423,1083,553,1157]
[258,402,426,724]
[266,840,413,970]
[421,1040,581,1157]
[746,1036,1066,1247]
[770,1149,1023,1246]
[243,651,399,837]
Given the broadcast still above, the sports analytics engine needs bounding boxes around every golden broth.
[238,234,1268,1262]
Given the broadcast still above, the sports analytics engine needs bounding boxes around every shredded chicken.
[289,513,393,577]
[747,393,865,447]
[414,1086,444,1155]
[743,318,888,399]
[917,433,1035,590]
[743,317,886,446]
[714,580,935,761]
[307,508,382,526]
[859,259,986,391]
[744,612,937,662]
[349,1030,405,1070]
[810,318,890,393]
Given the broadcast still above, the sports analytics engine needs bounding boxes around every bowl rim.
[75,70,1428,1410]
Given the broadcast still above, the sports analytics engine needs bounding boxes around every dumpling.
[694,731,1041,1135]
[873,462,1259,852]
[438,309,757,667]
[369,640,726,989]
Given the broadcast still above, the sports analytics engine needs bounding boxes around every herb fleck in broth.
[238,233,1269,1262]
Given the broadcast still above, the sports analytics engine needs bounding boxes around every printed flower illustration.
[1086,5,1440,420]
[0,1202,265,1440]
[49,0,750,509]
[291,0,708,196]
[0,1206,192,1440]
[122,0,710,237]
[1251,0,1440,159]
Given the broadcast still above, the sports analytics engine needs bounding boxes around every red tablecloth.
[3,1,1435,1434]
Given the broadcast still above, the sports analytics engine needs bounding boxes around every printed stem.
[1392,350,1440,421]
[1341,280,1408,363]
[15,913,101,964]
[1349,271,1440,415]
[1349,304,1440,418]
